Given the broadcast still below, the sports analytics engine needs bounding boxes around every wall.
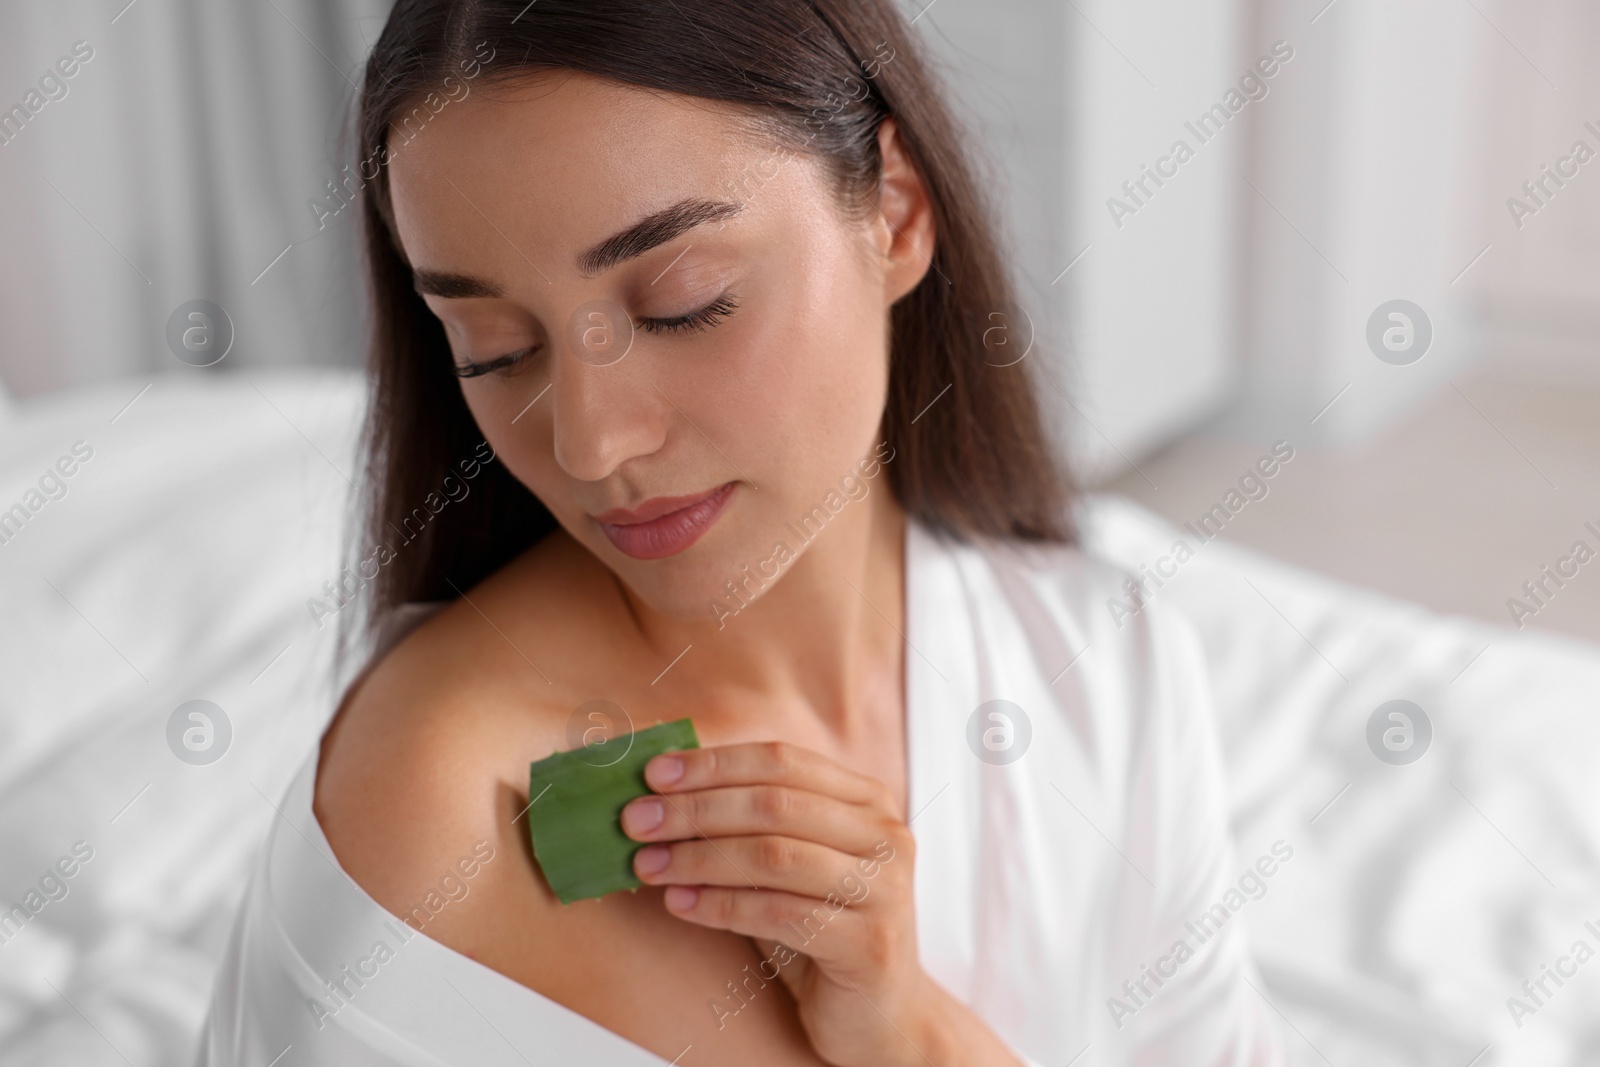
[915,0,1246,483]
[1222,0,1600,447]
[1466,0,1600,391]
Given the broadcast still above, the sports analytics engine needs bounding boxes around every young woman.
[200,2,1282,1064]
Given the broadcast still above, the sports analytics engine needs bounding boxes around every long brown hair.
[345,0,1074,660]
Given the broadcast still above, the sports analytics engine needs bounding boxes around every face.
[388,71,933,619]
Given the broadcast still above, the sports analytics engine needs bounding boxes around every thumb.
[752,937,812,996]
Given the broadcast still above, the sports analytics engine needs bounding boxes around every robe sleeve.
[1119,602,1288,1067]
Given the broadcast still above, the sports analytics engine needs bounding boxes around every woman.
[199,1,1282,1064]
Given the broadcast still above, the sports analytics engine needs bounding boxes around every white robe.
[196,519,1283,1066]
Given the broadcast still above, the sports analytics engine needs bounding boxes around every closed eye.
[454,346,541,379]
[635,294,738,335]
[455,292,737,376]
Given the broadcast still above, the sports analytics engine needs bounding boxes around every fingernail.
[647,755,684,788]
[623,796,664,836]
[634,844,670,876]
[664,885,698,911]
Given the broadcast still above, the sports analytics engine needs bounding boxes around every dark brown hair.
[346,0,1074,658]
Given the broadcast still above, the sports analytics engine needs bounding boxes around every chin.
[592,510,796,625]
[607,547,766,624]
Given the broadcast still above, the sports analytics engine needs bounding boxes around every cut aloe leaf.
[526,718,699,905]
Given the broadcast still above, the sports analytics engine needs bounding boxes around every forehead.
[386,71,775,274]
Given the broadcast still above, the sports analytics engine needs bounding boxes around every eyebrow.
[576,197,743,277]
[411,270,502,299]
[411,197,745,299]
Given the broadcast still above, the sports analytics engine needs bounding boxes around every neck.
[623,490,909,743]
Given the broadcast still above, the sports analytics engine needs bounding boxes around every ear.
[873,117,937,305]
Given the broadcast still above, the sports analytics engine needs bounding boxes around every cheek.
[457,376,564,494]
[686,243,888,484]
[767,258,889,479]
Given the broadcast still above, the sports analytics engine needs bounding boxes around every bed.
[1,370,1595,1065]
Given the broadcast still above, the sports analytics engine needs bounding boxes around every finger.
[661,884,871,969]
[645,740,891,810]
[621,785,895,856]
[633,834,866,900]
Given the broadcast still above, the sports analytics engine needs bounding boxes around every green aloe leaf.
[526,718,699,905]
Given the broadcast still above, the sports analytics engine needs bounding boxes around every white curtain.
[0,0,395,398]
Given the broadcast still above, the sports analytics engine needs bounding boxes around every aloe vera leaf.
[526,718,699,905]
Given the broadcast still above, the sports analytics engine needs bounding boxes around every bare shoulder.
[314,530,605,950]
[312,532,824,1064]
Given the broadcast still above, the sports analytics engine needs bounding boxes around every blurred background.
[2,1,1598,1065]
[2,0,1595,643]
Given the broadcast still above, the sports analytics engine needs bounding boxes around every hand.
[620,741,1023,1067]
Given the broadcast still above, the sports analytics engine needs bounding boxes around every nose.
[548,323,666,483]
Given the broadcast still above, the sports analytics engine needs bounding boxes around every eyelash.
[454,348,537,379]
[452,293,739,379]
[635,293,739,335]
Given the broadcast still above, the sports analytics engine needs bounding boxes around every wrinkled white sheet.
[0,370,1596,1066]
[0,372,359,1066]
[1079,500,1600,1067]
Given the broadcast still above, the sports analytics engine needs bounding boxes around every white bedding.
[1079,501,1600,1066]
[1,369,1596,1066]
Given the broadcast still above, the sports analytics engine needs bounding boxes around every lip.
[595,482,737,560]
